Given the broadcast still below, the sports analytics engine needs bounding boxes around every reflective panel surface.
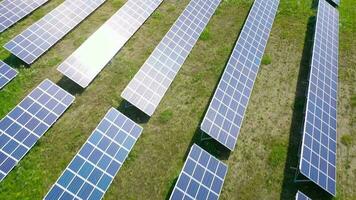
[299,0,338,196]
[4,0,105,64]
[0,0,48,32]
[45,108,143,200]
[170,144,228,200]
[296,191,311,200]
[0,79,74,181]
[122,0,221,116]
[58,0,163,88]
[0,61,18,89]
[200,0,280,150]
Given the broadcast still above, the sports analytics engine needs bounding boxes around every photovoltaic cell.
[0,79,74,182]
[0,0,48,33]
[3,0,106,64]
[200,0,279,150]
[0,61,18,89]
[170,144,228,200]
[121,0,221,116]
[57,0,163,88]
[299,0,338,196]
[44,108,143,200]
[296,191,311,200]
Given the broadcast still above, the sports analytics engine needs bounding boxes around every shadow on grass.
[280,1,333,199]
[116,100,150,124]
[3,54,29,69]
[56,76,85,96]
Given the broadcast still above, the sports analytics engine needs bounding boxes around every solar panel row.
[57,0,163,88]
[170,144,228,200]
[296,191,311,200]
[44,108,143,200]
[4,0,106,64]
[0,79,74,181]
[0,0,48,33]
[121,0,221,116]
[0,61,18,90]
[200,0,280,150]
[299,0,339,196]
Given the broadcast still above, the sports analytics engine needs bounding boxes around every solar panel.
[200,0,280,150]
[0,0,48,33]
[296,191,311,200]
[170,144,227,200]
[3,0,106,64]
[0,79,74,181]
[121,0,221,116]
[299,0,338,196]
[57,0,163,88]
[0,61,18,89]
[295,191,311,200]
[44,108,142,200]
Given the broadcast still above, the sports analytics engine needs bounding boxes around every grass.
[158,109,173,124]
[0,0,355,199]
[351,95,356,108]
[199,29,211,41]
[268,143,287,168]
[262,55,272,65]
[340,134,353,147]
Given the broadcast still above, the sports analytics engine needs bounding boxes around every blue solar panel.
[296,191,311,200]
[44,108,143,200]
[170,144,228,200]
[0,61,18,89]
[0,0,49,33]
[299,0,338,196]
[200,0,280,150]
[0,79,74,181]
[4,0,105,64]
[121,0,221,116]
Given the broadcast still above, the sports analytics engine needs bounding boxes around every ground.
[0,0,355,199]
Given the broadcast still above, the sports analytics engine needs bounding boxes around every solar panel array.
[0,61,18,89]
[3,0,106,64]
[121,0,221,116]
[44,108,143,200]
[170,144,227,200]
[200,0,280,150]
[296,191,311,200]
[57,0,163,88]
[299,0,338,196]
[0,79,74,181]
[0,0,48,33]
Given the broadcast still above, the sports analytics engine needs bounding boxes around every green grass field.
[0,0,355,199]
